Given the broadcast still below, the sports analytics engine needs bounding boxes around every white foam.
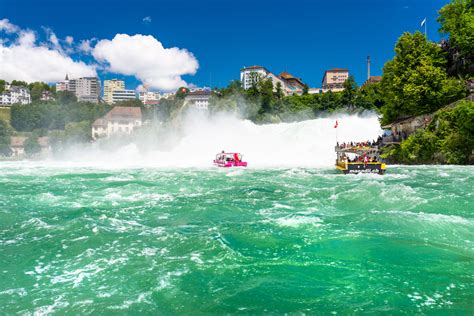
[3,112,382,168]
[274,215,322,228]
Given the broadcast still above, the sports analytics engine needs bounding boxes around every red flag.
[334,120,338,128]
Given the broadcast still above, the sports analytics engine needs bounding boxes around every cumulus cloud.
[142,16,152,24]
[65,36,74,45]
[92,34,199,91]
[0,18,19,33]
[0,20,96,83]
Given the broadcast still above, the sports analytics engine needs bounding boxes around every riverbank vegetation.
[382,100,473,164]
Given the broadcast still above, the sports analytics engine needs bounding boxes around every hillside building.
[321,68,349,92]
[56,75,101,103]
[92,106,142,140]
[184,90,211,110]
[111,89,136,104]
[139,91,161,105]
[103,79,125,104]
[0,86,31,105]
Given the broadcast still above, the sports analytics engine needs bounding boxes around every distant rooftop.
[106,106,142,119]
[186,90,211,96]
[240,65,268,71]
[326,68,349,73]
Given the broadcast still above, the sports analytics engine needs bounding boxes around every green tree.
[220,80,243,97]
[28,82,51,102]
[113,99,142,107]
[57,91,77,104]
[0,119,12,156]
[341,75,358,107]
[0,80,6,94]
[24,137,41,157]
[64,121,91,144]
[275,82,284,100]
[438,0,474,61]
[175,87,189,99]
[380,32,467,124]
[11,80,28,88]
[302,84,309,95]
[258,78,274,112]
[360,81,385,109]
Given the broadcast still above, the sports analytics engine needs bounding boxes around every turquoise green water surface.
[0,163,473,314]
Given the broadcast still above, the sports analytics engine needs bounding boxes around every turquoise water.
[0,163,473,314]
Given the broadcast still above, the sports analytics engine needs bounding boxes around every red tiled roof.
[278,71,294,79]
[105,106,142,120]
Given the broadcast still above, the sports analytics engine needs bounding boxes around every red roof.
[104,106,142,120]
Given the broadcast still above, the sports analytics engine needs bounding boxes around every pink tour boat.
[214,152,248,168]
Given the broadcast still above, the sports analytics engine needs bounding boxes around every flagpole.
[425,19,427,38]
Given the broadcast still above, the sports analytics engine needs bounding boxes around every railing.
[443,94,473,110]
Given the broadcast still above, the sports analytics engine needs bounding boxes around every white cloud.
[0,18,19,33]
[142,16,152,24]
[92,34,199,91]
[18,30,36,47]
[49,32,59,46]
[65,36,74,45]
[79,39,93,53]
[0,21,96,83]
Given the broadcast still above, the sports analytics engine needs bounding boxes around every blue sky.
[1,0,450,91]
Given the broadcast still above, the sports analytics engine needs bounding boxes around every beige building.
[322,68,349,92]
[92,106,142,140]
[103,79,125,104]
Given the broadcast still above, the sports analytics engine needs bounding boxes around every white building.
[139,91,160,105]
[184,90,211,110]
[75,77,100,103]
[241,66,275,90]
[92,106,142,140]
[112,90,136,103]
[0,86,31,105]
[240,66,304,96]
[103,79,125,104]
[56,75,100,103]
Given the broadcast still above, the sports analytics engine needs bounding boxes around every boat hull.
[336,162,386,175]
[214,161,248,168]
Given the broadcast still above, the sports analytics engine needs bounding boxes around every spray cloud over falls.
[55,113,382,168]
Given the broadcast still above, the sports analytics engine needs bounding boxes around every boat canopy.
[335,146,380,155]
